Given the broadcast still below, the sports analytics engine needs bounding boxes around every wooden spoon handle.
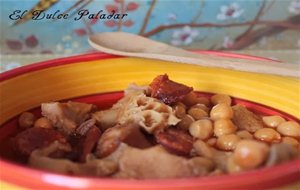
[89,32,300,78]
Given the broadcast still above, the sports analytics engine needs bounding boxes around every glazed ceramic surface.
[0,52,299,190]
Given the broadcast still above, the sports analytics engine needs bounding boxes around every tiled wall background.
[0,0,299,71]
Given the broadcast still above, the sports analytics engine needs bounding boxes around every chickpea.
[214,119,237,137]
[176,114,194,130]
[195,97,210,107]
[192,104,209,113]
[206,137,217,147]
[182,92,210,107]
[189,119,213,140]
[210,103,233,120]
[34,117,52,129]
[18,112,36,129]
[188,107,208,120]
[211,94,232,106]
[254,128,281,143]
[188,157,215,173]
[173,102,186,118]
[182,92,199,107]
[282,137,299,148]
[262,116,285,128]
[216,134,240,151]
[233,140,269,170]
[277,121,300,138]
[236,130,253,139]
[227,155,242,173]
[193,140,213,158]
[177,102,187,109]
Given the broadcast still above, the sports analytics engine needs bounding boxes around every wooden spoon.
[88,32,299,78]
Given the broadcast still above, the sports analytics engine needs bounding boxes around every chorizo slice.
[155,128,193,156]
[78,126,102,162]
[12,127,66,157]
[149,74,193,105]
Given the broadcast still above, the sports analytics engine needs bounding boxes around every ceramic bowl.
[0,52,299,190]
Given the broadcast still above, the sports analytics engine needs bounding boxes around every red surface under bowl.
[0,51,299,190]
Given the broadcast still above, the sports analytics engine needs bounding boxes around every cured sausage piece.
[155,128,193,156]
[149,74,193,105]
[12,127,66,157]
[78,126,102,162]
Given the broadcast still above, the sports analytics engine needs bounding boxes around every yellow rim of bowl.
[0,57,299,125]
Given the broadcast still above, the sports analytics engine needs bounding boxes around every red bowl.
[0,51,299,190]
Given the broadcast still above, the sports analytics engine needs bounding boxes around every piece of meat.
[95,125,131,158]
[12,127,66,157]
[75,119,97,136]
[92,109,119,131]
[48,148,72,159]
[113,145,214,179]
[155,128,193,156]
[232,105,264,133]
[93,89,180,134]
[78,126,102,162]
[265,143,299,167]
[29,141,119,176]
[149,74,193,105]
[95,123,152,158]
[41,101,96,135]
